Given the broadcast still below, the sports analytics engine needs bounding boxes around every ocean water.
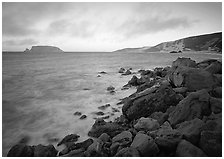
[2,51,221,156]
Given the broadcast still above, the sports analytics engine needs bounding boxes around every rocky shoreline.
[7,57,222,157]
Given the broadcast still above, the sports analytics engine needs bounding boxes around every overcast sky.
[2,2,222,51]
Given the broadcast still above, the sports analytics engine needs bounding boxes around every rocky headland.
[24,46,64,53]
[7,57,222,157]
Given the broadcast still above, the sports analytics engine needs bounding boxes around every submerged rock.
[57,134,80,146]
[176,140,207,157]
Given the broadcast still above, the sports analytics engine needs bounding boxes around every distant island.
[114,32,222,53]
[24,46,64,53]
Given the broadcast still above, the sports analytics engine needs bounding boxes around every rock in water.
[80,115,87,119]
[168,89,211,127]
[118,68,125,73]
[115,147,140,157]
[57,134,80,146]
[134,117,160,131]
[176,140,207,157]
[122,85,182,121]
[33,144,58,157]
[131,133,159,156]
[7,144,34,157]
[88,118,125,138]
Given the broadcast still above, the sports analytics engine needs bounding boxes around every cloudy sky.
[2,2,222,51]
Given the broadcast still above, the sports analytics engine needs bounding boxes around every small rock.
[122,70,132,75]
[95,111,104,116]
[74,111,82,116]
[112,107,120,113]
[118,68,125,73]
[107,86,115,91]
[131,133,159,156]
[115,147,140,157]
[80,115,87,120]
[134,117,160,131]
[57,134,80,146]
[99,71,107,74]
[97,75,101,77]
[101,115,110,119]
[98,104,110,110]
[176,140,207,157]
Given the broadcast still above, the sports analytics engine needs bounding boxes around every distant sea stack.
[115,32,222,53]
[24,46,64,53]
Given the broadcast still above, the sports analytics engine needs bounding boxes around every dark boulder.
[33,144,58,157]
[122,85,182,121]
[172,57,197,68]
[73,111,82,116]
[112,131,132,146]
[66,138,94,152]
[176,118,204,145]
[127,75,139,86]
[98,104,110,110]
[118,68,125,73]
[134,117,160,131]
[107,86,115,91]
[80,115,87,119]
[176,140,207,157]
[149,111,169,125]
[131,133,159,156]
[115,147,140,157]
[122,69,132,75]
[61,148,85,157]
[98,133,111,142]
[95,111,105,116]
[88,118,125,138]
[204,60,222,74]
[211,87,222,98]
[168,89,211,127]
[199,130,222,157]
[57,134,80,146]
[7,144,34,157]
[84,139,108,157]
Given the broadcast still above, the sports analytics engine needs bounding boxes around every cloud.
[3,39,38,46]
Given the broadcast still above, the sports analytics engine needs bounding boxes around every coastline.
[6,56,222,157]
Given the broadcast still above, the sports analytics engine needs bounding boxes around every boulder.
[134,117,160,131]
[95,111,104,116]
[210,97,222,114]
[197,59,219,68]
[122,85,182,121]
[7,144,34,157]
[84,139,108,157]
[98,133,111,142]
[73,111,82,116]
[131,133,159,156]
[201,113,222,132]
[88,118,125,138]
[112,131,132,146]
[176,140,207,157]
[155,129,182,151]
[204,60,222,74]
[127,75,139,86]
[107,86,115,91]
[168,89,211,127]
[33,144,58,157]
[80,115,87,119]
[149,112,169,125]
[199,130,222,157]
[98,104,110,110]
[67,138,94,152]
[172,57,197,68]
[57,134,80,146]
[122,69,132,75]
[118,67,125,73]
[211,87,222,98]
[168,66,218,91]
[115,147,140,157]
[176,118,204,145]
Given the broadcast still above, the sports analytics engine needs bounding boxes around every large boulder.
[176,118,204,145]
[134,117,160,131]
[57,134,80,146]
[168,89,211,127]
[199,130,222,157]
[168,66,218,91]
[131,133,159,156]
[7,144,34,157]
[122,85,182,121]
[88,118,125,138]
[33,144,58,157]
[172,57,197,68]
[115,147,140,157]
[112,131,132,145]
[176,140,207,157]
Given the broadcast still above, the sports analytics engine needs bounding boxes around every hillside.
[114,32,222,53]
[24,46,64,53]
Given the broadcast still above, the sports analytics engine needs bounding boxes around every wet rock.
[80,115,87,119]
[66,138,94,152]
[122,85,182,121]
[57,134,80,146]
[88,118,125,138]
[98,104,110,110]
[61,148,85,157]
[98,133,111,142]
[155,129,182,151]
[115,147,140,157]
[176,118,204,145]
[127,75,139,86]
[176,140,207,157]
[7,144,34,157]
[134,117,160,131]
[33,144,58,157]
[73,111,82,116]
[118,67,125,73]
[150,112,169,125]
[210,97,222,114]
[131,133,159,156]
[107,86,115,91]
[168,66,218,91]
[95,111,104,116]
[99,71,107,74]
[199,130,222,157]
[168,89,211,127]
[172,57,197,68]
[122,69,132,75]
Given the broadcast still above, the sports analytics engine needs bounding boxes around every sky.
[2,2,222,51]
